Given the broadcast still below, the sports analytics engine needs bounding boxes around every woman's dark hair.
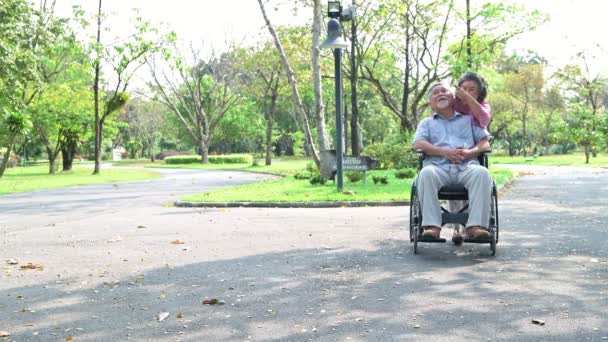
[458,71,488,102]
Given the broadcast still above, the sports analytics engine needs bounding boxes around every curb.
[175,200,410,208]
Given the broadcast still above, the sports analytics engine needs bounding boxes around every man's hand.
[444,148,466,164]
[444,147,477,164]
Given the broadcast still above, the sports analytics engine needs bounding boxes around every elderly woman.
[450,71,492,244]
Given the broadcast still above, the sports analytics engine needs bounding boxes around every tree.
[344,0,397,155]
[29,83,92,173]
[554,57,607,157]
[448,1,547,76]
[0,110,32,177]
[230,43,287,165]
[504,63,544,157]
[360,0,453,132]
[552,105,597,164]
[256,0,323,167]
[117,98,165,161]
[147,45,241,163]
[91,1,161,174]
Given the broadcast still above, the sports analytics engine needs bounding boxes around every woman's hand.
[455,86,475,106]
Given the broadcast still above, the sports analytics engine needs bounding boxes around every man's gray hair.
[427,81,451,102]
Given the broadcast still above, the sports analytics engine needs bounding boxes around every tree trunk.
[584,145,590,164]
[0,139,16,178]
[257,0,320,167]
[465,0,472,67]
[61,147,75,171]
[93,0,103,175]
[46,145,56,175]
[344,103,349,155]
[149,145,155,162]
[265,94,277,166]
[312,0,330,152]
[198,133,209,163]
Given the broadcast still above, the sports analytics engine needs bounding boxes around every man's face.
[429,84,454,112]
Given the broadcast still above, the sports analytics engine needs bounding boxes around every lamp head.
[320,18,348,49]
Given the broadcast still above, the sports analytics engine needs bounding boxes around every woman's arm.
[455,87,492,128]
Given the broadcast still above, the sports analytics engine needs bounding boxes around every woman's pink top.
[454,98,491,129]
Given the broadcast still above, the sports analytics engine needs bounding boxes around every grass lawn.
[0,165,161,194]
[182,167,513,203]
[491,153,608,167]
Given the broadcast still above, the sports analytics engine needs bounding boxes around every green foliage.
[363,141,417,170]
[394,168,416,179]
[164,154,253,165]
[106,92,129,115]
[309,172,327,185]
[212,100,265,153]
[305,161,317,173]
[345,171,364,183]
[372,175,388,185]
[293,171,312,180]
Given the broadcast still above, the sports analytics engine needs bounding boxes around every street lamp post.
[320,1,354,191]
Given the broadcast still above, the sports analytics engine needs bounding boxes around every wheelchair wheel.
[409,180,422,254]
[409,182,419,243]
[490,182,499,244]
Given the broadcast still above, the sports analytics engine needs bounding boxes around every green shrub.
[208,155,252,164]
[345,171,364,183]
[394,168,416,179]
[164,154,253,165]
[293,171,312,180]
[305,161,317,173]
[363,142,417,169]
[309,172,327,185]
[164,155,201,164]
[372,175,388,185]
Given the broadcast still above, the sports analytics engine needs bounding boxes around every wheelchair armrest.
[414,149,425,170]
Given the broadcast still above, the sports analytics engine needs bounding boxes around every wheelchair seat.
[438,184,468,200]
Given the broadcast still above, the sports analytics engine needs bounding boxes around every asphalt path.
[1,166,607,341]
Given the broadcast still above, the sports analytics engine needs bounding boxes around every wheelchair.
[409,151,499,255]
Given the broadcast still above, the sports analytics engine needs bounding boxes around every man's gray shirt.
[413,111,491,171]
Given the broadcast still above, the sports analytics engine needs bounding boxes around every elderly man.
[412,82,492,240]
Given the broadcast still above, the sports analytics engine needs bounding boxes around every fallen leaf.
[158,312,170,322]
[202,298,224,305]
[107,236,123,243]
[176,313,183,319]
[137,225,147,229]
[171,240,185,245]
[66,336,75,341]
[0,331,10,337]
[6,259,18,265]
[531,319,545,326]
[20,263,44,271]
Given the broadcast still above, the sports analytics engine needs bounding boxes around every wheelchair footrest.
[418,238,447,243]
[463,238,493,244]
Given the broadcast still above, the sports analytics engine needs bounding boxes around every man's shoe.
[465,226,490,240]
[421,227,441,239]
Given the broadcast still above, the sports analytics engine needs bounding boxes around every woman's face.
[460,80,480,101]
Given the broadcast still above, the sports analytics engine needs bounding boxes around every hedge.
[164,155,253,165]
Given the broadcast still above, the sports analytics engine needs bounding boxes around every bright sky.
[54,0,608,78]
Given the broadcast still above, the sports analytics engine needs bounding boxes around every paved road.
[1,166,607,341]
